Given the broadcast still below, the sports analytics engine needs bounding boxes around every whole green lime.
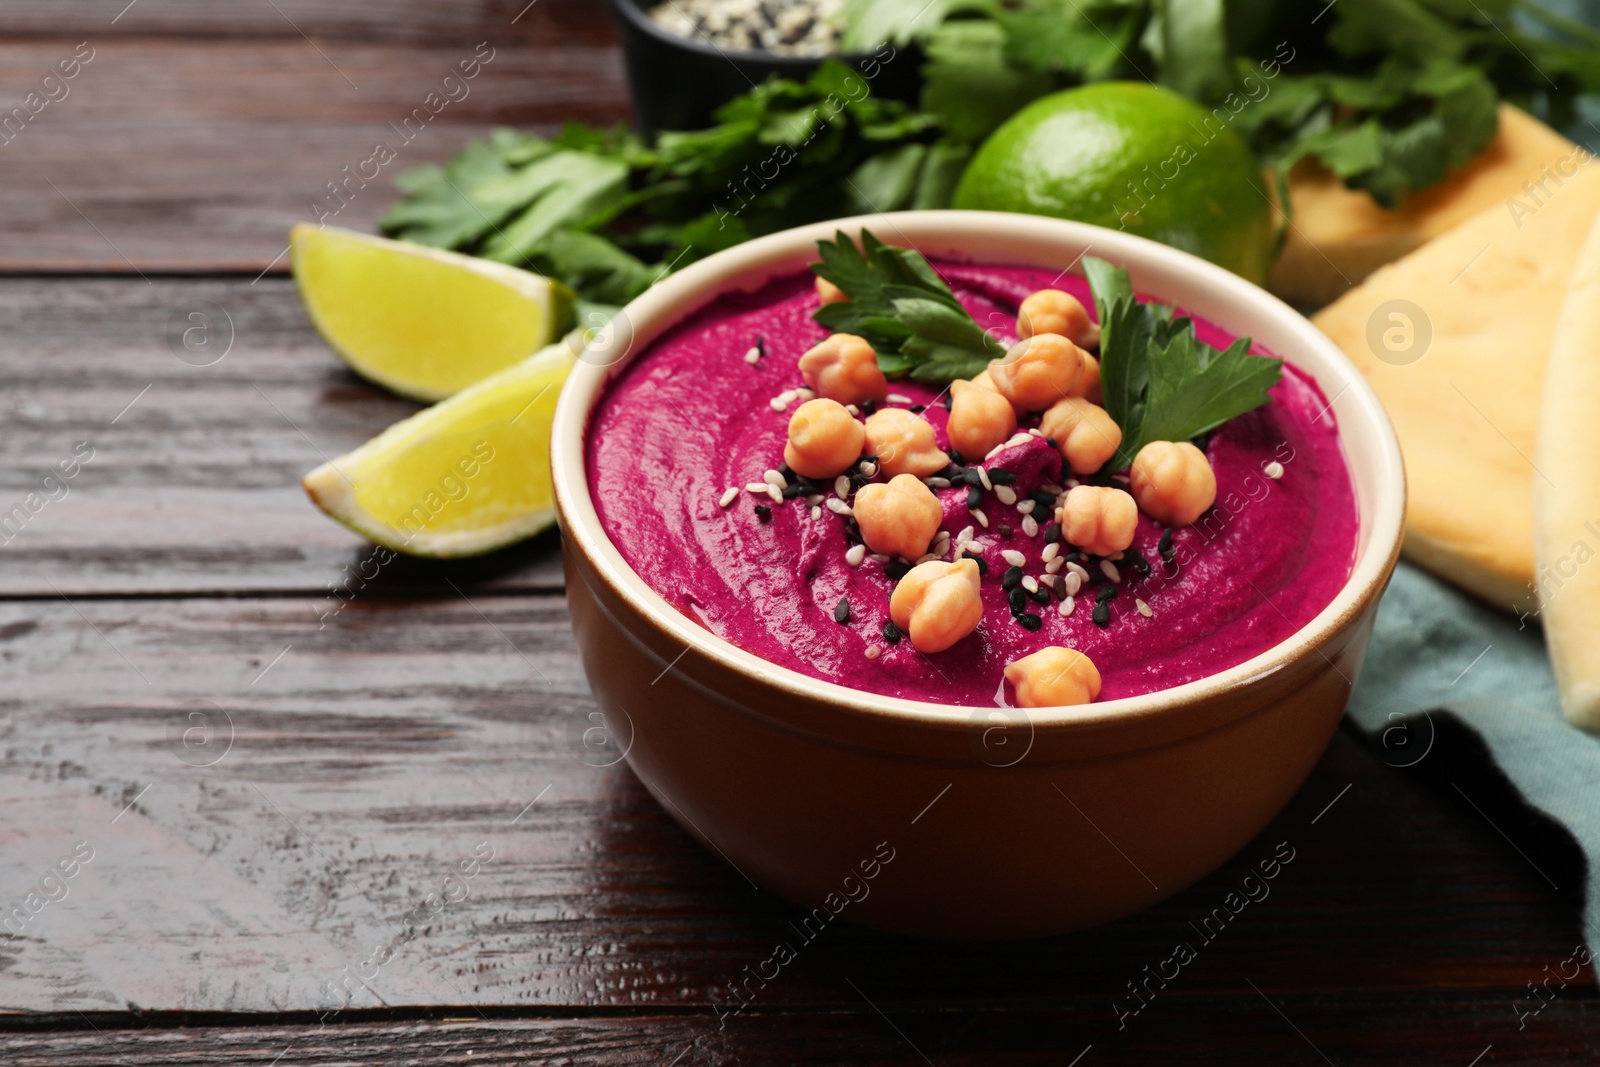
[953,82,1275,285]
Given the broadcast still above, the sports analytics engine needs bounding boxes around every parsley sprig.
[809,230,1004,381]
[1082,255,1282,473]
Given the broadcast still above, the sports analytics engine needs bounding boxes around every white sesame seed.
[971,508,989,529]
[870,553,890,563]
[1001,549,1027,568]
[1041,483,1063,496]
[1022,576,1039,594]
[1045,557,1065,575]
[1112,473,1130,485]
[956,525,975,544]
[846,544,867,567]
[835,475,851,498]
[810,505,822,520]
[859,461,877,477]
[865,644,881,659]
[1064,571,1082,596]
[1028,427,1044,437]
[1016,499,1035,515]
[1136,598,1153,617]
[1110,550,1124,561]
[718,487,740,508]
[977,467,993,491]
[1100,559,1121,583]
[744,346,762,364]
[1038,573,1058,592]
[995,484,1017,505]
[1041,543,1059,563]
[826,498,853,516]
[887,393,913,404]
[984,442,1008,462]
[1066,478,1081,489]
[1021,515,1039,538]
[1006,432,1031,450]
[916,552,939,564]
[766,484,783,503]
[769,397,788,412]
[745,482,769,493]
[1264,460,1285,480]
[1067,561,1090,582]
[961,541,985,554]
[846,404,860,416]
[797,387,815,399]
[1059,596,1075,616]
[764,469,788,490]
[926,476,950,488]
[806,494,824,506]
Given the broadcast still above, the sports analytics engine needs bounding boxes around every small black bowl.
[608,0,922,138]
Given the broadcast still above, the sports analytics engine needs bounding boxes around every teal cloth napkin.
[1347,562,1600,950]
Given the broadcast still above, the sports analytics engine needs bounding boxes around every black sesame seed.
[834,597,851,624]
[966,486,984,509]
[941,392,953,412]
[782,482,807,499]
[754,504,772,522]
[988,468,1016,485]
[1043,523,1062,544]
[1158,528,1175,564]
[755,335,766,358]
[1045,436,1059,450]
[861,399,877,416]
[777,461,791,479]
[963,551,989,577]
[1008,587,1028,615]
[908,404,925,413]
[1096,583,1118,604]
[843,517,862,543]
[882,620,901,644]
[885,561,911,581]
[1126,546,1152,576]
[1017,612,1043,631]
[963,468,985,488]
[1002,565,1023,590]
[1029,584,1051,605]
[1031,491,1057,512]
[998,524,1012,538]
[1092,602,1111,627]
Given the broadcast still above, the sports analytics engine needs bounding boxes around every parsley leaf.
[810,229,1003,381]
[1082,255,1282,472]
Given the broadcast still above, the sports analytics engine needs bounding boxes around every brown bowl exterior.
[561,509,1391,940]
[553,211,1405,940]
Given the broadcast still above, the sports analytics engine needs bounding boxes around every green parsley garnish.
[1082,255,1282,474]
[809,229,1004,382]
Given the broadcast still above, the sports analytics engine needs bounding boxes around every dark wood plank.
[2,999,1598,1066]
[0,277,563,595]
[2,0,617,46]
[0,39,628,271]
[0,594,1589,1017]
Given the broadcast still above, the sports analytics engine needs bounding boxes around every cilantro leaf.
[1082,255,1282,472]
[810,229,1003,381]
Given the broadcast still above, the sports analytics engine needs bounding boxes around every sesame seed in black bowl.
[608,0,922,138]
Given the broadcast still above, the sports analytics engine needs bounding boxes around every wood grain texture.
[0,277,562,595]
[0,39,628,271]
[0,595,1590,1021]
[2,0,618,46]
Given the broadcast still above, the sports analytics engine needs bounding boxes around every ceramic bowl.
[551,211,1405,940]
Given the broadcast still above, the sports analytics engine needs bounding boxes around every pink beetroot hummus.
[586,262,1357,705]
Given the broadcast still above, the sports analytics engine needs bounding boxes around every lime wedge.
[291,223,574,402]
[302,337,576,557]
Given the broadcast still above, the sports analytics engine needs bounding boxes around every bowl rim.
[608,0,878,66]
[551,210,1406,732]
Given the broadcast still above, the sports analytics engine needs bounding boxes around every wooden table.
[2,3,1594,1063]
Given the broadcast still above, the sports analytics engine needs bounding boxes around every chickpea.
[854,474,943,559]
[799,333,888,407]
[784,398,865,480]
[1130,441,1216,527]
[1005,646,1102,708]
[862,408,950,478]
[1077,353,1102,404]
[889,558,984,653]
[971,368,1001,393]
[1039,397,1121,475]
[815,276,847,305]
[946,378,1018,461]
[1017,289,1101,350]
[987,333,1087,412]
[1057,485,1138,557]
